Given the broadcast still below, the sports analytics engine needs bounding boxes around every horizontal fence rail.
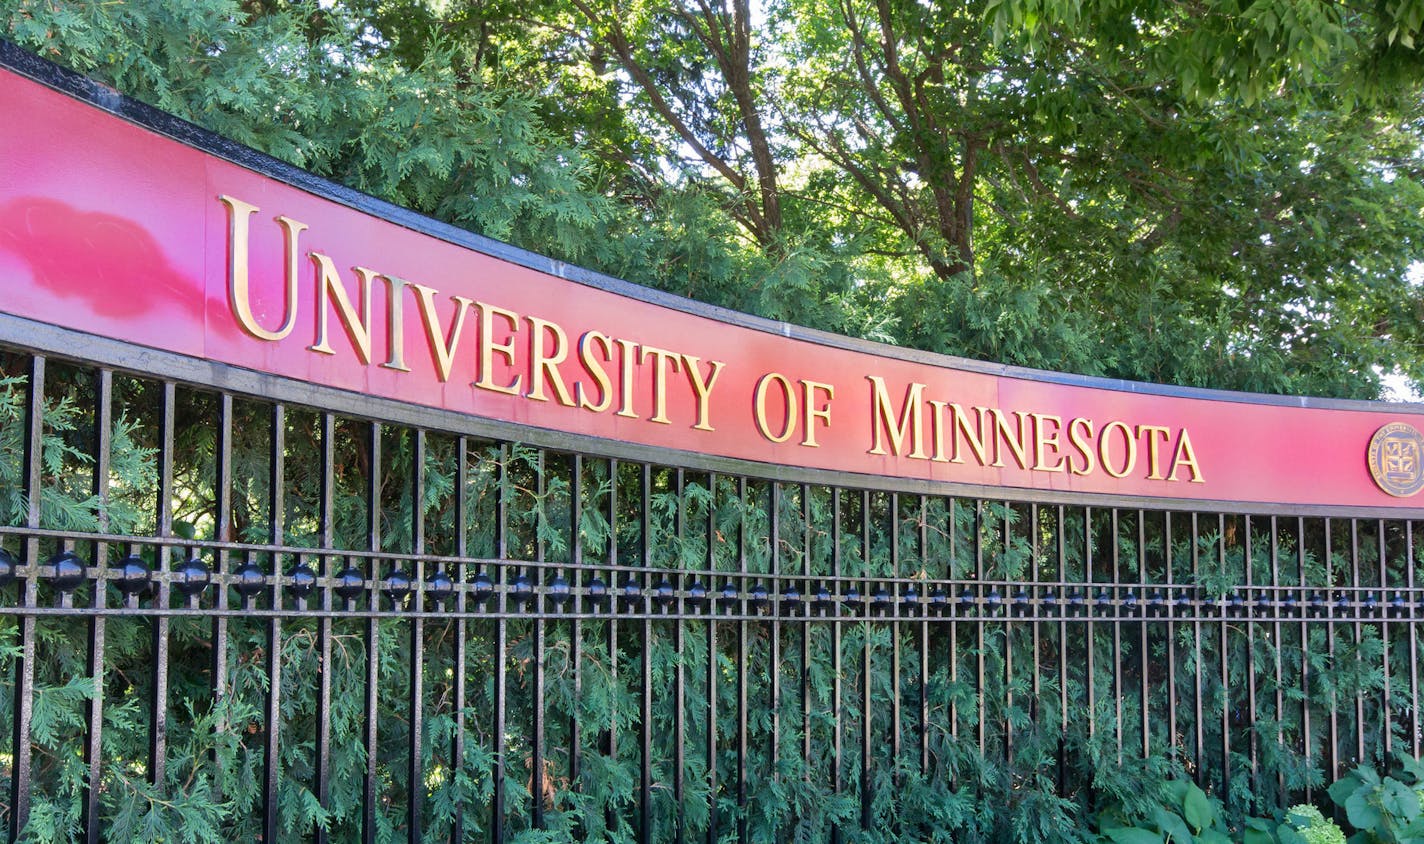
[0,344,1418,843]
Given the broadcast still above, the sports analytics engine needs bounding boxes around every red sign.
[1,64,1421,510]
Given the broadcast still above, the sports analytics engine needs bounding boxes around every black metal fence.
[0,28,1421,844]
[0,339,1418,843]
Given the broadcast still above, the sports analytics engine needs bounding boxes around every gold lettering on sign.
[1168,430,1205,483]
[1032,413,1066,473]
[308,256,376,364]
[801,380,835,447]
[867,376,926,458]
[861,376,1203,484]
[754,373,797,443]
[684,355,726,432]
[1097,420,1136,478]
[410,285,473,383]
[219,195,303,342]
[1067,418,1095,475]
[527,316,574,406]
[381,275,412,372]
[576,331,615,413]
[475,302,522,395]
[641,346,682,425]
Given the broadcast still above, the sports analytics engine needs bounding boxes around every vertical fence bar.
[1245,515,1259,797]
[674,468,687,844]
[8,355,41,839]
[1270,516,1285,800]
[803,484,813,789]
[362,422,383,844]
[1351,519,1365,766]
[1003,502,1013,764]
[975,500,986,756]
[409,429,426,842]
[1408,521,1419,760]
[1298,516,1312,801]
[149,379,175,796]
[262,403,285,843]
[1192,512,1204,784]
[1165,512,1177,769]
[1378,518,1391,758]
[492,444,509,844]
[1056,505,1068,793]
[1138,510,1150,760]
[639,462,652,844]
[1029,504,1041,760]
[452,436,469,844]
[706,471,719,844]
[770,481,782,806]
[81,368,111,843]
[1326,517,1339,783]
[831,488,843,844]
[605,458,620,839]
[316,412,336,843]
[890,492,902,775]
[737,476,749,842]
[212,393,233,799]
[860,489,872,831]
[1111,508,1123,762]
[570,454,584,808]
[1085,506,1095,747]
[531,451,546,832]
[919,495,930,774]
[1218,513,1230,803]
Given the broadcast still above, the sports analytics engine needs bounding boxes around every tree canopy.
[5,0,1424,399]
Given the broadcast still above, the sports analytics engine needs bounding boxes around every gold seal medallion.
[1368,423,1424,497]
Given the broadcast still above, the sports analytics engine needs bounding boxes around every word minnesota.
[866,377,1204,483]
[221,196,726,430]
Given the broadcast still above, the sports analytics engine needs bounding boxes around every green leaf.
[1182,784,1212,833]
[1345,790,1383,832]
[1153,807,1193,843]
[1383,778,1421,819]
[1329,773,1364,807]
[1105,828,1164,844]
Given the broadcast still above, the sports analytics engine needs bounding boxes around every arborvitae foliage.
[0,358,1414,842]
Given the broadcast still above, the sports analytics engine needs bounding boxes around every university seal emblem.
[1367,422,1424,497]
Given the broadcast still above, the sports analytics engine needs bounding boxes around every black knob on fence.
[289,563,317,599]
[619,578,642,608]
[334,567,365,602]
[547,576,571,607]
[510,574,534,606]
[471,572,495,603]
[0,549,17,589]
[175,557,210,598]
[116,555,151,596]
[586,577,609,606]
[384,570,413,603]
[426,570,454,603]
[47,550,87,592]
[233,562,266,598]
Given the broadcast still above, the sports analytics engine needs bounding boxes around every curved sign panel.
[1,54,1421,510]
